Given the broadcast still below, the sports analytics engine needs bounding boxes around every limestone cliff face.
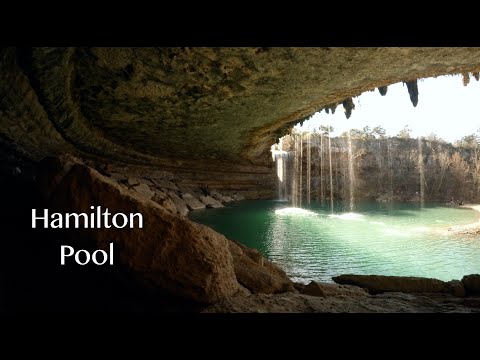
[32,155,295,303]
[3,47,480,197]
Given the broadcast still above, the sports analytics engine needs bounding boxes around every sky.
[295,74,480,143]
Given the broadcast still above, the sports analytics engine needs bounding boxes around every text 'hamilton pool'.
[189,200,480,283]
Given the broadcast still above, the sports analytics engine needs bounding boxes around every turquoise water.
[189,201,480,283]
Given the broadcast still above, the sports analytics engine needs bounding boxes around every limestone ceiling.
[2,47,480,167]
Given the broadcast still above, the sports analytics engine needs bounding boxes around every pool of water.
[189,200,480,283]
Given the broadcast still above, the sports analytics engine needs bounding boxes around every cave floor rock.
[203,292,480,313]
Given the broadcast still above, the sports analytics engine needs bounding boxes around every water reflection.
[190,200,480,283]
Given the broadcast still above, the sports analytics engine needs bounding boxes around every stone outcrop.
[199,195,224,208]
[462,274,480,295]
[301,281,368,298]
[36,156,247,304]
[35,156,299,305]
[132,183,155,200]
[203,292,480,313]
[167,192,189,216]
[333,274,465,297]
[211,191,234,203]
[181,193,206,210]
[228,240,295,294]
[152,191,177,214]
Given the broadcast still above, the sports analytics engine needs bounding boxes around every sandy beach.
[447,204,480,236]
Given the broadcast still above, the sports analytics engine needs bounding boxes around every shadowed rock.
[152,191,177,214]
[404,80,419,107]
[333,274,465,297]
[37,157,246,304]
[462,274,480,295]
[342,97,355,119]
[167,191,189,216]
[378,86,388,96]
[133,183,155,200]
[181,193,206,210]
[301,281,368,298]
[203,292,479,313]
[199,195,224,208]
[150,179,179,192]
[228,240,295,294]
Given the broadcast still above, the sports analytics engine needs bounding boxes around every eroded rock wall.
[3,48,480,199]
[34,155,294,304]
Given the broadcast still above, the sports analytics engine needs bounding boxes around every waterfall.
[272,139,288,201]
[376,140,383,193]
[307,132,311,205]
[283,146,287,200]
[387,139,394,201]
[334,138,339,207]
[418,136,425,207]
[292,134,299,207]
[299,133,303,208]
[320,132,324,203]
[347,131,356,211]
[328,132,334,212]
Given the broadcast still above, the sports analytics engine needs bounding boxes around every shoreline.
[447,204,480,236]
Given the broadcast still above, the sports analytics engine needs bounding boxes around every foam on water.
[328,212,365,221]
[275,207,317,216]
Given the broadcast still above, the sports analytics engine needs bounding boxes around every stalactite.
[329,104,337,114]
[378,86,388,96]
[473,72,480,81]
[462,73,470,86]
[325,107,330,114]
[342,98,355,119]
[404,80,419,107]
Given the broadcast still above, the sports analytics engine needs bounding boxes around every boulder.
[232,193,245,201]
[293,282,306,292]
[447,280,466,298]
[332,274,461,296]
[301,281,368,298]
[132,183,155,200]
[199,195,224,208]
[210,191,234,203]
[182,193,206,210]
[167,192,189,216]
[228,240,295,294]
[210,190,222,199]
[36,156,79,201]
[38,160,246,304]
[152,191,177,214]
[462,274,480,295]
[127,177,140,186]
